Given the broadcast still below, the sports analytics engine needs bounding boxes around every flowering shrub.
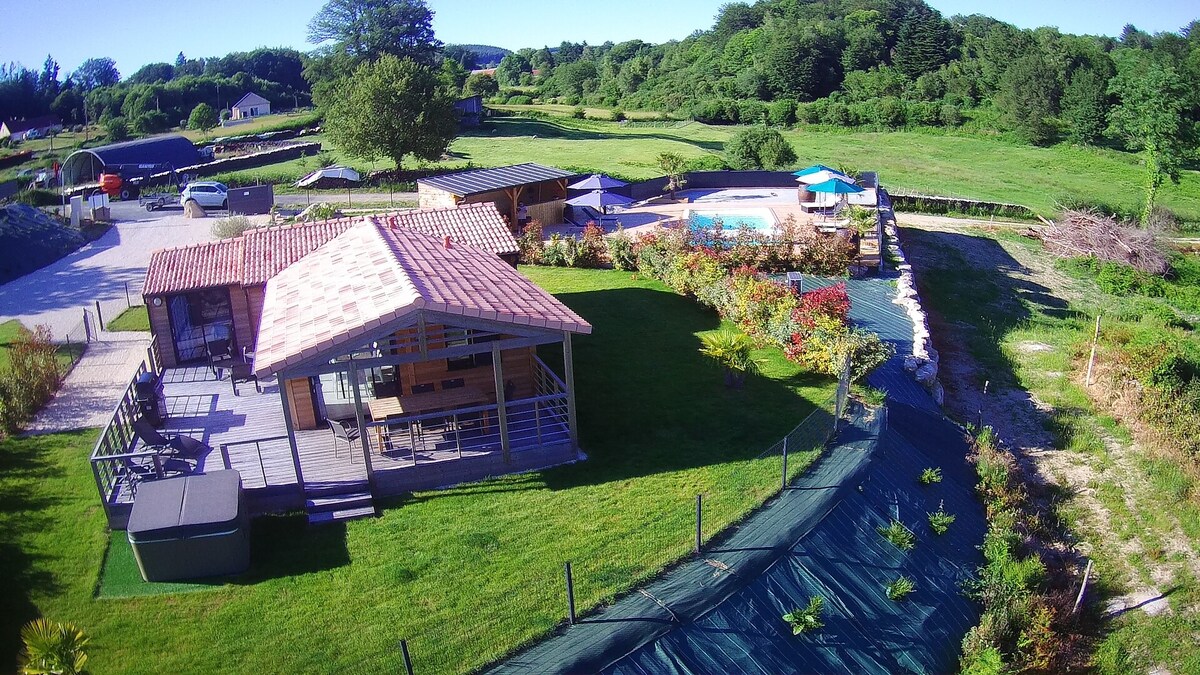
[518,220,545,265]
[796,283,850,327]
[576,224,607,268]
[606,226,637,271]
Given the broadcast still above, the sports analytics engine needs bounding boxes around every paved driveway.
[0,213,215,340]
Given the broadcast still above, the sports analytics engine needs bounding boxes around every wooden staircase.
[305,481,376,525]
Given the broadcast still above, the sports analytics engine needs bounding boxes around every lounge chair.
[205,338,235,378]
[132,419,208,459]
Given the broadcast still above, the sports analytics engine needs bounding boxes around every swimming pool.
[687,209,777,233]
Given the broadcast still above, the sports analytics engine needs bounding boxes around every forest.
[492,0,1199,149]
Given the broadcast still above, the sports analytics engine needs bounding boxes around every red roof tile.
[142,203,518,296]
[253,224,590,377]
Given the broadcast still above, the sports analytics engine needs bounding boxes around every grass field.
[0,320,84,372]
[0,268,835,674]
[105,306,150,332]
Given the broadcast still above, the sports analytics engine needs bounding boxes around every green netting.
[488,403,984,674]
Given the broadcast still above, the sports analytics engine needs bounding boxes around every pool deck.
[544,187,875,238]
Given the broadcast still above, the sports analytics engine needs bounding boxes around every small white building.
[230,93,271,120]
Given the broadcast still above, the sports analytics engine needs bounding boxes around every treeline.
[0,48,312,138]
[490,0,1200,147]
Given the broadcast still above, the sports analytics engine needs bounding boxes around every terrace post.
[492,342,511,463]
[563,332,578,448]
[277,376,307,489]
[347,362,376,483]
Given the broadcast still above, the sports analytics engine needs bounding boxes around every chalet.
[417,163,575,233]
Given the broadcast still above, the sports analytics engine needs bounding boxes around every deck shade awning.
[253,222,591,378]
[417,163,575,197]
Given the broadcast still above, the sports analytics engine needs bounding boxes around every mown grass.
[0,320,84,372]
[1,268,835,674]
[104,306,149,333]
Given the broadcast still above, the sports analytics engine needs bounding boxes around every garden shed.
[417,163,575,231]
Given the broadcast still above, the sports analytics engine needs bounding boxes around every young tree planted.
[188,102,219,133]
[1107,52,1198,225]
[320,54,458,170]
[725,125,797,170]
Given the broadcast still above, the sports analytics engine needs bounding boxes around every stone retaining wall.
[880,190,944,405]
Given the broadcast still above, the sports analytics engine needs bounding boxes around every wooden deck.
[141,367,580,508]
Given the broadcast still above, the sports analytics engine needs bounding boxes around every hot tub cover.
[127,470,243,541]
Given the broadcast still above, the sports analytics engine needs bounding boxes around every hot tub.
[127,470,249,582]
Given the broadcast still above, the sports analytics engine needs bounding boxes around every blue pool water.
[689,211,775,232]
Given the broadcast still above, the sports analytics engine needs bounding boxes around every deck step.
[303,481,371,498]
[307,505,377,525]
[305,491,373,512]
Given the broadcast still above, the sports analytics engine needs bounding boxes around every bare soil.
[897,214,1200,618]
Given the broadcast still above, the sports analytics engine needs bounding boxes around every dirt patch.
[897,214,1200,608]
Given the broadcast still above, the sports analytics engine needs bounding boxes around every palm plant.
[20,618,89,675]
[699,330,760,389]
[782,596,825,635]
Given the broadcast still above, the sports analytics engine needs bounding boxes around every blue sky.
[1,0,1196,76]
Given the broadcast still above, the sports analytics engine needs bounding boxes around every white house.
[230,93,271,120]
[0,116,62,141]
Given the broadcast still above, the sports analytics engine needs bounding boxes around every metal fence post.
[695,494,703,555]
[124,281,131,309]
[399,639,414,675]
[565,561,577,625]
[95,300,104,332]
[781,436,789,491]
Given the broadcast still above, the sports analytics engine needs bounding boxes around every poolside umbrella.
[794,164,854,185]
[566,189,634,220]
[567,173,628,191]
[807,177,864,213]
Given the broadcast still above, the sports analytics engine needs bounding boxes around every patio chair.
[205,338,235,378]
[230,359,260,396]
[132,419,208,459]
[121,455,191,496]
[328,419,361,461]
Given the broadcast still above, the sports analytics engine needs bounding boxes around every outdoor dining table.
[365,386,493,451]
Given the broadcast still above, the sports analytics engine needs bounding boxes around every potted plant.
[700,330,760,389]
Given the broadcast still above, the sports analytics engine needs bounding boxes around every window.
[445,329,497,371]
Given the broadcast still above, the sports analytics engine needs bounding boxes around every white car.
[181,181,228,210]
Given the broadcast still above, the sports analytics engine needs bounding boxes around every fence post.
[565,561,577,625]
[95,300,104,332]
[781,436,789,491]
[1085,314,1101,387]
[83,309,91,343]
[124,281,131,309]
[399,639,414,675]
[1072,559,1094,615]
[695,494,703,555]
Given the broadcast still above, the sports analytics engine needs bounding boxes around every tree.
[725,126,797,170]
[127,62,175,85]
[320,54,458,169]
[175,52,187,68]
[1061,68,1108,145]
[893,7,956,80]
[495,52,531,87]
[462,72,499,98]
[442,44,478,71]
[72,57,120,91]
[994,55,1059,145]
[1107,53,1198,224]
[307,0,441,68]
[188,102,218,133]
[50,88,84,125]
[104,116,129,141]
[656,152,687,196]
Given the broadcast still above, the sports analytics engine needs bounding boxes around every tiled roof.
[142,238,245,296]
[378,202,517,257]
[143,203,517,296]
[253,224,590,378]
[417,163,574,197]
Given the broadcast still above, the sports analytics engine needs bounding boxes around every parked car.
[180,181,228,210]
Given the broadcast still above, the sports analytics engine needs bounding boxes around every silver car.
[181,181,228,210]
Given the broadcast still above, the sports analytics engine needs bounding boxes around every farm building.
[417,163,575,232]
[455,95,484,127]
[0,115,62,141]
[231,92,271,120]
[60,135,201,189]
[142,202,519,371]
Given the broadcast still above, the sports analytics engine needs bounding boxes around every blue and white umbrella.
[794,164,854,185]
[567,174,628,191]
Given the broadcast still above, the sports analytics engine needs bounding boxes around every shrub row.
[0,325,64,436]
[684,96,963,129]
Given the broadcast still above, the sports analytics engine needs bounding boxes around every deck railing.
[89,358,154,508]
[220,435,296,489]
[532,355,567,398]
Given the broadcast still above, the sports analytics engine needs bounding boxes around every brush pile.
[1042,209,1168,275]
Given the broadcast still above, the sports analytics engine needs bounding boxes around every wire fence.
[393,361,853,674]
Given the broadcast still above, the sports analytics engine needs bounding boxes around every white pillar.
[492,342,511,462]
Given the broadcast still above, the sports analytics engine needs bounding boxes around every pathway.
[26,332,151,433]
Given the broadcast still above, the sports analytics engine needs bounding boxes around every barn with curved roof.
[61,134,202,186]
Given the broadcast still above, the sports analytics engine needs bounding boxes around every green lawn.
[105,306,150,333]
[0,320,84,372]
[1,268,835,674]
[212,113,1200,226]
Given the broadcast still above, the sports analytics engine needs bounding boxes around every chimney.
[443,235,453,249]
